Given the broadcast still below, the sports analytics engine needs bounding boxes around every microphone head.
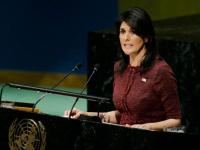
[93,63,100,72]
[74,63,82,71]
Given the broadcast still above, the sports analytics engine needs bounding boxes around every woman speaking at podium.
[64,7,182,131]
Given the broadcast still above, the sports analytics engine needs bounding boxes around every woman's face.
[119,21,146,56]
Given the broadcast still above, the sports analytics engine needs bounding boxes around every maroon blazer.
[113,57,182,125]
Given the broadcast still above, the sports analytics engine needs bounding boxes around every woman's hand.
[100,111,120,124]
[125,123,153,130]
[100,112,110,123]
[125,119,181,131]
[63,108,82,119]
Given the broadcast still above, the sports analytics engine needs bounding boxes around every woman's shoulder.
[155,57,173,71]
[146,56,175,78]
[152,56,175,77]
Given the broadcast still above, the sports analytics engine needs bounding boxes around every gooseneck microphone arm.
[51,63,82,89]
[68,64,99,119]
[32,63,82,112]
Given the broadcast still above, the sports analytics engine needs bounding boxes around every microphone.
[32,63,82,112]
[68,64,99,119]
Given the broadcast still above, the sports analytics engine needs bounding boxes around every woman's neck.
[129,48,146,67]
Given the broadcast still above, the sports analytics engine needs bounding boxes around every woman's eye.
[120,30,125,34]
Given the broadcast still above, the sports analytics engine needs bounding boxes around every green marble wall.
[0,84,86,116]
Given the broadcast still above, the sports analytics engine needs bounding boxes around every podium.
[0,107,199,150]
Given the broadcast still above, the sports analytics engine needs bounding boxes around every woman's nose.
[124,33,131,40]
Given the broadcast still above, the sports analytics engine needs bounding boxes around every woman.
[64,7,181,131]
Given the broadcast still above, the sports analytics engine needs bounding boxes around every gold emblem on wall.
[8,118,46,150]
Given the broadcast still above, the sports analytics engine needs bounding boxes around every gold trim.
[14,106,40,113]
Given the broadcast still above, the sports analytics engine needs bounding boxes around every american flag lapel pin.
[141,77,147,82]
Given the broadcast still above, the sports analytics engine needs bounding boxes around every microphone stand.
[31,63,82,112]
[68,64,99,119]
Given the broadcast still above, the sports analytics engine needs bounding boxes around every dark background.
[0,0,118,74]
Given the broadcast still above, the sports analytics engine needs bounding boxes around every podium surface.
[0,107,199,150]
